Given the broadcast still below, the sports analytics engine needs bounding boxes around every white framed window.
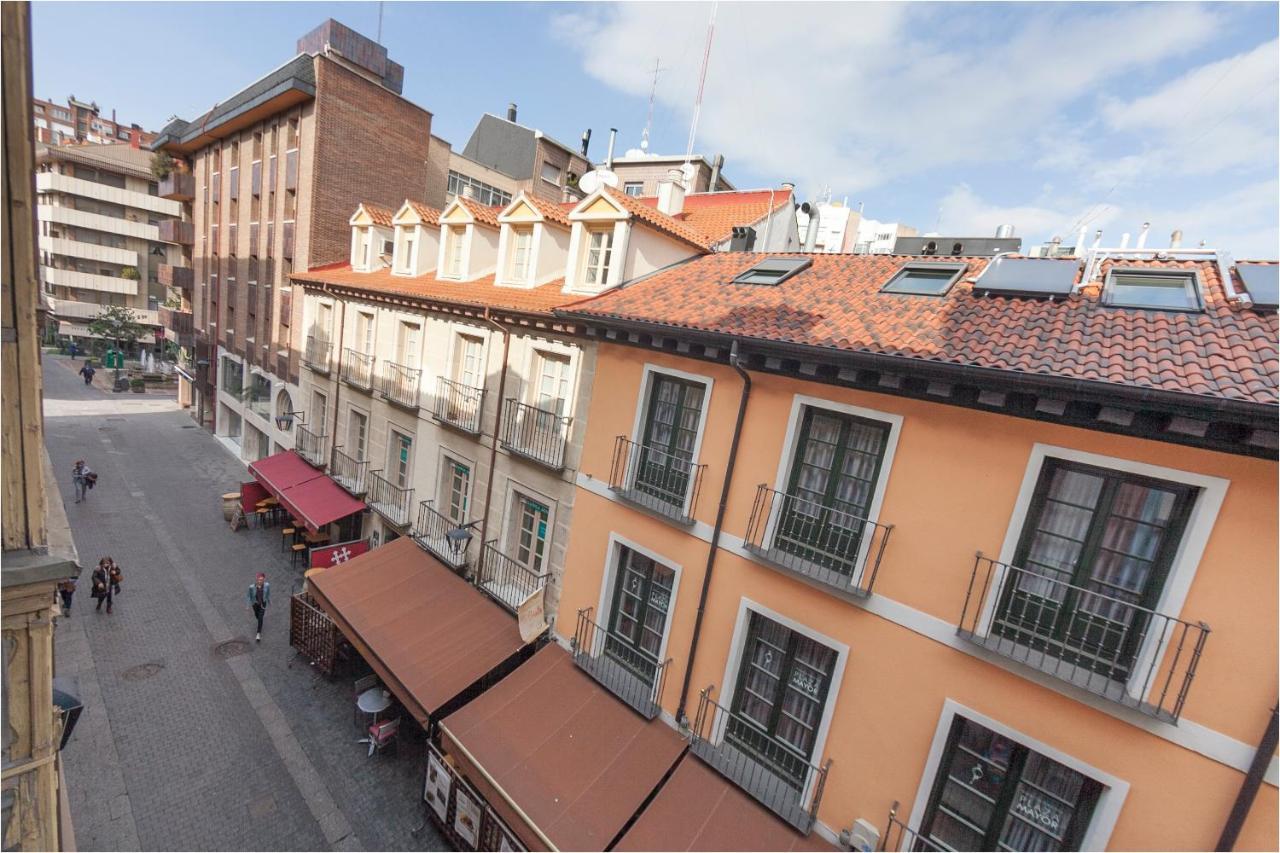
[358,228,372,270]
[595,533,683,692]
[396,229,416,274]
[623,182,644,197]
[315,301,333,342]
[396,320,421,369]
[444,226,465,278]
[388,429,413,489]
[508,489,551,575]
[507,226,533,283]
[539,162,562,186]
[439,453,472,525]
[355,311,375,354]
[454,333,485,387]
[531,349,572,416]
[346,408,368,459]
[311,389,328,434]
[583,228,614,287]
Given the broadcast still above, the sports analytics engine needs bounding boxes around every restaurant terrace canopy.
[247,449,365,533]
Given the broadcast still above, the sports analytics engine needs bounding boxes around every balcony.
[303,336,332,374]
[957,553,1209,723]
[159,306,194,347]
[609,436,705,525]
[499,399,571,470]
[340,348,375,391]
[570,608,671,720]
[476,541,547,614]
[295,425,326,468]
[159,172,195,202]
[880,801,943,851]
[412,501,471,570]
[158,219,194,245]
[38,204,160,241]
[37,171,182,216]
[41,266,137,296]
[368,471,414,528]
[743,485,895,599]
[39,236,136,267]
[379,361,421,410]
[431,377,484,435]
[689,686,830,835]
[329,447,369,496]
[157,263,193,291]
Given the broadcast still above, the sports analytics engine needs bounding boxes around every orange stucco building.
[552,251,1278,850]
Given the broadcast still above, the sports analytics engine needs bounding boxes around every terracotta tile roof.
[601,187,714,250]
[636,188,794,244]
[293,263,569,314]
[453,196,502,228]
[406,200,440,226]
[360,203,395,228]
[563,252,1279,406]
[517,193,573,227]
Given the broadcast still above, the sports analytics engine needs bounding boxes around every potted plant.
[130,377,146,393]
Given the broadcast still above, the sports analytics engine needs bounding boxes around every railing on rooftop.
[380,361,421,409]
[608,436,705,525]
[367,472,413,528]
[744,485,894,599]
[412,501,471,571]
[689,686,830,835]
[570,608,670,721]
[303,336,332,374]
[958,553,1209,723]
[329,446,368,496]
[340,348,375,391]
[499,398,570,470]
[476,541,548,615]
[295,425,326,468]
[432,377,485,435]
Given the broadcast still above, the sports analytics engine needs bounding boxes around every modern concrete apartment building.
[35,142,181,342]
[32,94,155,147]
[456,106,591,204]
[150,20,433,459]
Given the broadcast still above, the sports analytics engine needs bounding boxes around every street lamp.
[445,520,481,559]
[275,410,304,431]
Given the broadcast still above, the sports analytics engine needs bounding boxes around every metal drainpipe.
[1216,704,1278,851]
[676,340,752,725]
[326,286,345,456]
[476,307,511,577]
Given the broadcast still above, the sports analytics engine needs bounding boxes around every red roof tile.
[292,264,570,314]
[564,253,1279,406]
[452,196,502,228]
[406,199,440,226]
[510,192,573,227]
[358,202,395,228]
[601,187,714,250]
[636,188,794,244]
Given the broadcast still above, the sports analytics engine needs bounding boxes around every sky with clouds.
[31,1,1279,256]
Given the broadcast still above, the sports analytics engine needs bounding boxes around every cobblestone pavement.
[44,355,445,852]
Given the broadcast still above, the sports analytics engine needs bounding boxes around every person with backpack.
[91,560,113,614]
[72,460,95,503]
[246,573,270,642]
[78,360,96,385]
[108,559,123,597]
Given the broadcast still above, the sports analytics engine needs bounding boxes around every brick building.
[32,94,155,147]
[150,20,434,460]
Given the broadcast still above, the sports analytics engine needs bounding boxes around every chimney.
[506,103,517,122]
[129,127,140,149]
[580,129,591,157]
[800,201,821,251]
[1136,221,1150,249]
[1170,229,1183,249]
[729,226,756,252]
[994,224,1015,239]
[657,168,686,216]
[606,128,617,170]
[709,153,725,190]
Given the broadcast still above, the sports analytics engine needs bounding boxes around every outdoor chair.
[366,718,400,758]
[280,527,296,552]
[290,542,308,569]
[353,674,379,729]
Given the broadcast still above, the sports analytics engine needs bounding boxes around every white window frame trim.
[435,444,477,524]
[978,443,1228,707]
[393,225,420,276]
[766,394,904,590]
[519,337,581,414]
[500,477,558,576]
[627,363,716,518]
[905,698,1129,852]
[593,531,684,695]
[386,426,414,489]
[344,403,371,461]
[717,596,850,813]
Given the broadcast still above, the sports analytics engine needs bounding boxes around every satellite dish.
[578,168,619,195]
[680,162,697,188]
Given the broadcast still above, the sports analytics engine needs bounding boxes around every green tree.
[87,306,144,374]
[150,151,175,180]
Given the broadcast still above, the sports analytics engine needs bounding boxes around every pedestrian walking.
[72,460,95,503]
[108,560,123,597]
[247,572,271,642]
[68,341,78,360]
[58,577,77,616]
[91,560,113,614]
[78,361,96,385]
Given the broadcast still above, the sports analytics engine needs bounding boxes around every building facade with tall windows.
[551,249,1279,850]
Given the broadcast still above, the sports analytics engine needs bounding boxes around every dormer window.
[584,228,614,286]
[881,262,966,296]
[508,226,533,283]
[396,231,416,274]
[1102,268,1202,312]
[444,226,465,278]
[359,231,372,269]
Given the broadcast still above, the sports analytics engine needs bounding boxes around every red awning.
[247,450,366,532]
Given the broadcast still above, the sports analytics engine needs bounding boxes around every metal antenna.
[683,1,718,166]
[640,57,664,152]
[376,1,384,43]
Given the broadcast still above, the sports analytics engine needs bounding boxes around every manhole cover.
[106,416,127,422]
[97,427,116,432]
[215,639,252,658]
[121,662,164,682]
[181,425,197,429]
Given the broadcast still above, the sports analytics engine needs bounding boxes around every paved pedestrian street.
[43,355,445,852]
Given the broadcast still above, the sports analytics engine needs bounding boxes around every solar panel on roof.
[1237,263,1279,310]
[973,257,1079,298]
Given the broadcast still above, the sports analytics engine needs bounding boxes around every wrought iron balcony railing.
[608,436,705,524]
[879,801,943,851]
[303,336,332,374]
[295,425,326,468]
[958,553,1209,723]
[340,348,374,391]
[432,377,485,434]
[367,472,414,528]
[570,608,671,720]
[499,398,571,470]
[689,686,830,835]
[744,485,894,598]
[412,501,470,570]
[380,361,421,409]
[329,446,368,496]
[476,541,548,614]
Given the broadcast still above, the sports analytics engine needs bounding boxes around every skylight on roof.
[1103,269,1202,312]
[881,262,966,296]
[974,257,1078,299]
[1236,263,1279,311]
[730,257,812,286]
